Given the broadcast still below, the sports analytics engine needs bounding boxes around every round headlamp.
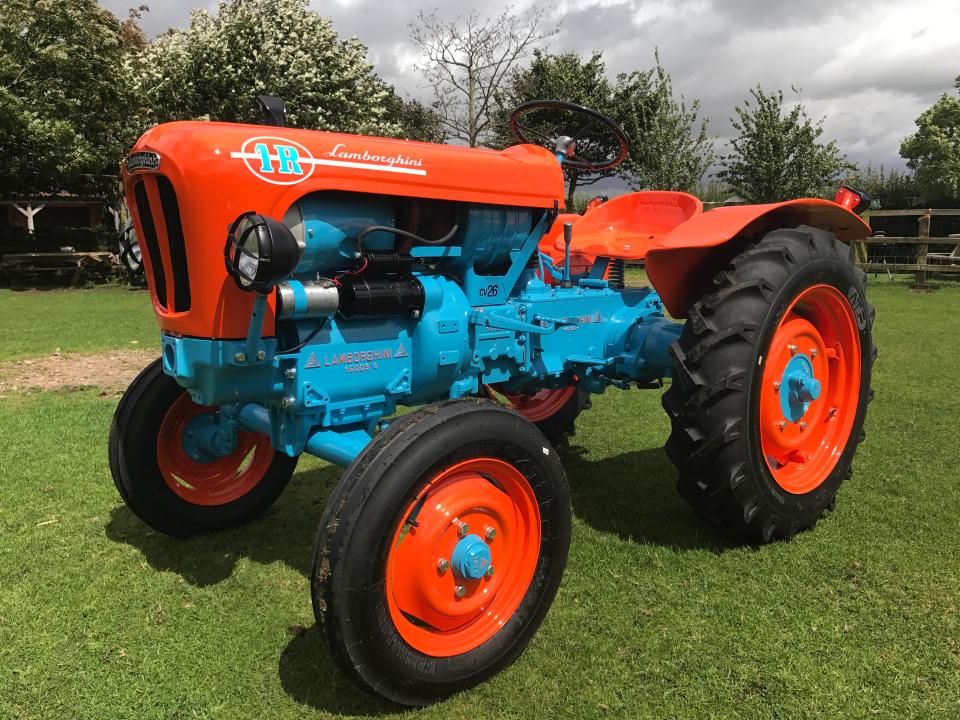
[224,211,302,293]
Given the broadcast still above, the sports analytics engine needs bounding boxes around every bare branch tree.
[410,7,558,147]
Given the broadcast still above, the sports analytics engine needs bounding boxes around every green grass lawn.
[2,278,959,719]
[0,287,157,360]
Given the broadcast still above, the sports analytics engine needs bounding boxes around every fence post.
[916,211,931,288]
[857,211,872,266]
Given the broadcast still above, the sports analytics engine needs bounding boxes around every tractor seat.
[554,191,703,260]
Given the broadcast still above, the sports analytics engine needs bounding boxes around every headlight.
[224,211,302,293]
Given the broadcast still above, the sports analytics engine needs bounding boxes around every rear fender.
[645,199,871,318]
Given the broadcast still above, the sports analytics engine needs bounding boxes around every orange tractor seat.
[547,191,704,261]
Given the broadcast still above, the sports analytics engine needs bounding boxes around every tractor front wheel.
[486,383,590,443]
[663,225,875,543]
[109,359,297,537]
[312,398,570,706]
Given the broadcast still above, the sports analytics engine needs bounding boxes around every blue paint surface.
[162,193,685,467]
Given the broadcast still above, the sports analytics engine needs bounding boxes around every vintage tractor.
[110,98,875,706]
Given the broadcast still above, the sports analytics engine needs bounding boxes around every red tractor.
[112,98,875,705]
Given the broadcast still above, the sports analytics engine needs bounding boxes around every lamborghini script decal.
[230,136,427,184]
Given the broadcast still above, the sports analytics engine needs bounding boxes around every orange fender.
[645,199,871,318]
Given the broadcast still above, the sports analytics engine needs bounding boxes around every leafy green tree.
[718,86,853,203]
[0,0,143,197]
[494,50,713,207]
[383,91,444,143]
[614,60,713,192]
[844,164,918,209]
[899,78,960,206]
[134,0,398,136]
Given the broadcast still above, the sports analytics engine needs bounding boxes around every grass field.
[0,287,157,360]
[2,278,959,719]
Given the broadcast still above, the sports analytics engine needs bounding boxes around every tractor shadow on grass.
[105,463,342,586]
[103,444,725,714]
[105,462,396,715]
[561,443,730,552]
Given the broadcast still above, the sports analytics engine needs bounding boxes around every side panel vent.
[156,176,191,312]
[133,179,167,310]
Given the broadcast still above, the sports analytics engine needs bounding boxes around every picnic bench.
[0,251,119,287]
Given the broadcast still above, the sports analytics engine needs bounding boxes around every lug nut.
[484,526,497,542]
[773,381,781,393]
[437,559,449,575]
[810,348,818,358]
[800,421,808,432]
[777,421,787,432]
[234,352,246,362]
[485,565,495,579]
[257,350,266,361]
[458,523,469,537]
[454,585,467,598]
[788,344,798,355]
[284,367,297,380]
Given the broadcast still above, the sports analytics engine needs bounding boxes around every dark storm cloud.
[98,0,960,169]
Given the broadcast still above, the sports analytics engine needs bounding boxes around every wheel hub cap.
[780,354,822,422]
[450,534,492,580]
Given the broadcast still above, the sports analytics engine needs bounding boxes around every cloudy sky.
[100,0,960,171]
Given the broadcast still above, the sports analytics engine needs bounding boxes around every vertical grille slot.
[156,176,191,312]
[133,179,167,310]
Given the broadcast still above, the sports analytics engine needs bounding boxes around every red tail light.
[834,185,870,215]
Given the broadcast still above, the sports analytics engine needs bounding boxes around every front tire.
[312,398,571,706]
[486,384,591,443]
[109,359,297,537]
[663,225,876,543]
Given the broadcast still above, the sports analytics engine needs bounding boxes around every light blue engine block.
[160,194,683,467]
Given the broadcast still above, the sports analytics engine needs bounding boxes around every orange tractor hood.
[125,122,565,211]
[122,122,565,339]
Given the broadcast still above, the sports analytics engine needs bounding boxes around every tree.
[383,91,444,143]
[134,0,398,136]
[844,164,918,209]
[494,50,713,206]
[899,78,960,206]
[614,60,713,192]
[718,86,853,203]
[411,7,557,147]
[0,0,143,197]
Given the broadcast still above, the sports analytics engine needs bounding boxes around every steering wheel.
[511,99,629,172]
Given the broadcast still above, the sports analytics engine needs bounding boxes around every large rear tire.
[312,398,570,706]
[663,225,875,543]
[109,359,297,537]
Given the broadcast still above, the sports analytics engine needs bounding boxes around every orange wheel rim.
[759,284,862,494]
[489,385,576,423]
[384,458,541,657]
[156,394,274,506]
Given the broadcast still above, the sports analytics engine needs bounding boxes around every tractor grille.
[132,176,191,313]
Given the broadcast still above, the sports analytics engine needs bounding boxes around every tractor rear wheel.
[663,225,875,543]
[312,398,570,706]
[109,359,297,537]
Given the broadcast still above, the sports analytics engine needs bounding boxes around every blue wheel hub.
[450,534,492,580]
[181,411,237,463]
[779,353,821,423]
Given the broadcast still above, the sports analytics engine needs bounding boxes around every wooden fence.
[856,208,960,287]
